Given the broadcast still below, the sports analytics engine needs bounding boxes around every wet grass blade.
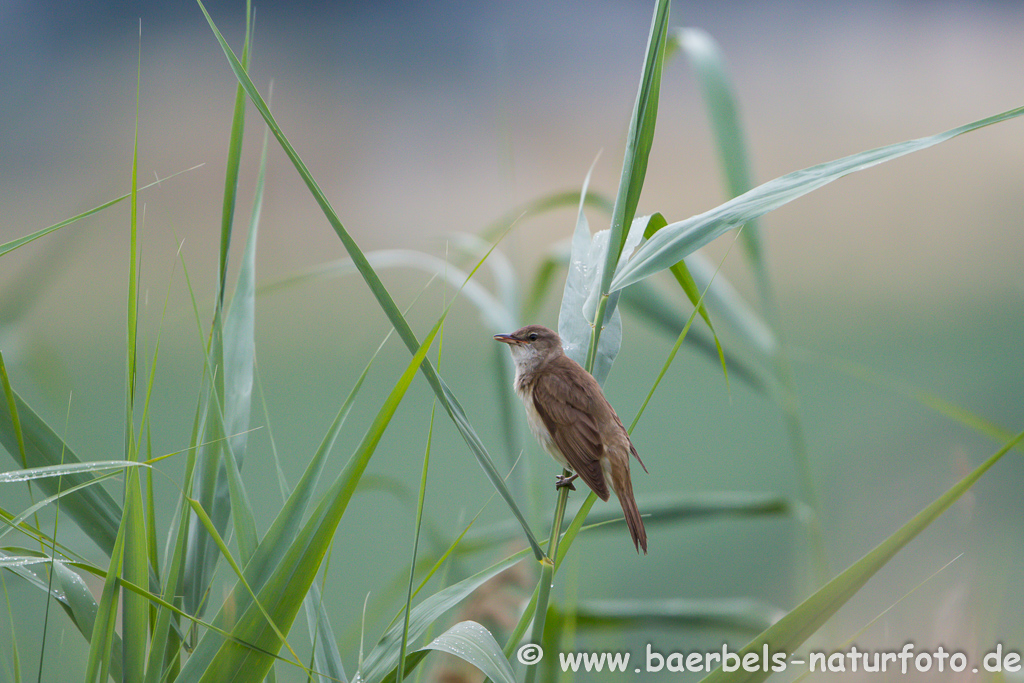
[0,383,121,556]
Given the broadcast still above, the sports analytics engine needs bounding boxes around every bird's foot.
[555,473,578,491]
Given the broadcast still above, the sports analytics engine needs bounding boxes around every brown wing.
[530,357,610,500]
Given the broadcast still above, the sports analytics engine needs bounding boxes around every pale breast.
[515,372,570,469]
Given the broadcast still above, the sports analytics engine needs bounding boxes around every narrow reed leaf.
[569,597,783,634]
[121,30,149,679]
[612,105,1024,291]
[0,371,121,557]
[197,0,543,559]
[0,167,201,259]
[641,213,730,386]
[590,0,670,356]
[699,430,1024,683]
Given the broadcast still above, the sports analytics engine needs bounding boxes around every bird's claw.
[555,473,578,491]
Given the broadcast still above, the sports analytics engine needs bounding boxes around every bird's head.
[493,324,563,369]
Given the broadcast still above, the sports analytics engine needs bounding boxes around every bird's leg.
[555,472,578,491]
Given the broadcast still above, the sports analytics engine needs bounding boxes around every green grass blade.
[120,28,149,680]
[0,167,201,260]
[612,104,1024,291]
[601,0,670,286]
[415,621,515,683]
[362,550,530,683]
[84,510,126,683]
[675,27,763,262]
[640,213,730,386]
[217,0,252,305]
[699,429,1024,683]
[0,379,121,557]
[675,25,828,584]
[590,0,670,357]
[397,405,437,683]
[197,0,543,559]
[618,280,767,392]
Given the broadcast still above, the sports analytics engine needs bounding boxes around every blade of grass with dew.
[698,429,1024,683]
[612,104,1024,292]
[676,25,827,585]
[363,550,530,683]
[0,384,121,556]
[0,550,126,680]
[588,0,670,364]
[178,313,448,683]
[412,621,516,683]
[566,597,783,634]
[197,0,544,560]
[184,6,257,617]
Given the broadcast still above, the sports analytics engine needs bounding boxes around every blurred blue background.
[1,1,1022,680]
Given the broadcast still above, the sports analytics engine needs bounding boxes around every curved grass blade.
[197,0,543,560]
[414,621,515,683]
[698,429,1024,683]
[362,550,529,683]
[612,105,1024,292]
[0,361,121,560]
[558,157,623,385]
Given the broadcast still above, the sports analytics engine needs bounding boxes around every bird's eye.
[528,332,538,341]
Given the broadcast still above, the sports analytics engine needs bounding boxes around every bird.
[494,324,648,553]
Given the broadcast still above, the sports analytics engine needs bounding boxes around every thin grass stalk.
[398,404,437,683]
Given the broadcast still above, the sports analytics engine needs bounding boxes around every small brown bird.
[494,324,648,553]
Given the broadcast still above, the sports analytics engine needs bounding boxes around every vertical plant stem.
[524,482,570,683]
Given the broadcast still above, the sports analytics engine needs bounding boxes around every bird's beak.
[493,333,523,345]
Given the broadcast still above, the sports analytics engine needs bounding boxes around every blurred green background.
[1,1,1022,679]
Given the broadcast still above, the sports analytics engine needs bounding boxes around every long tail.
[612,469,647,554]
